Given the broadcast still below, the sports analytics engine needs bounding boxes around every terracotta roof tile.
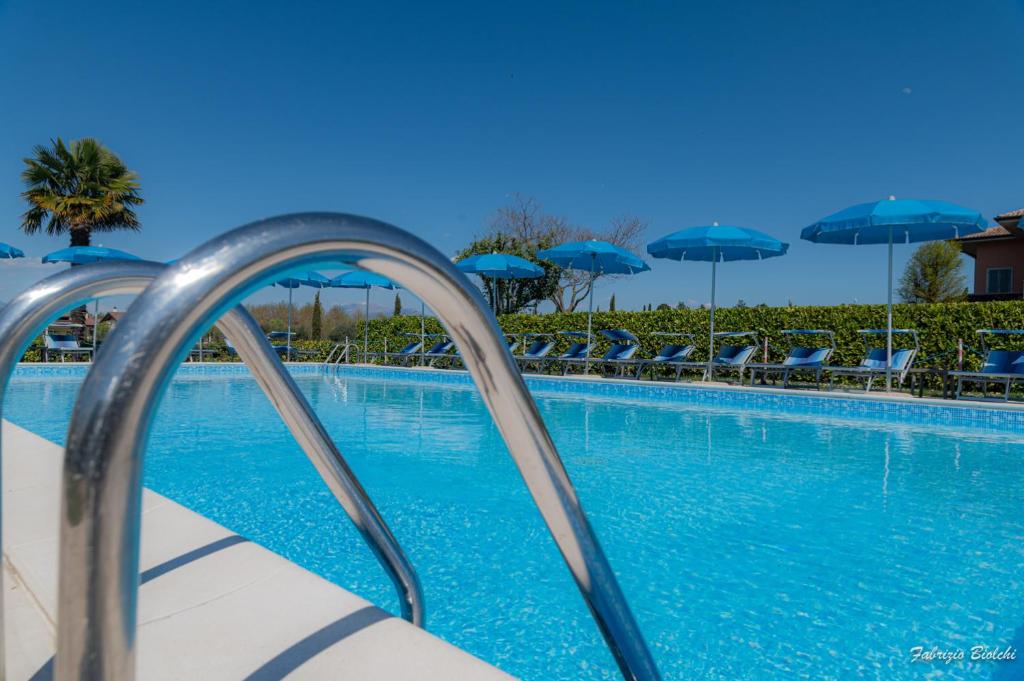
[956,225,1012,241]
[996,208,1024,220]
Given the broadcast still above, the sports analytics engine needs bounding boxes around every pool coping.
[1,420,515,681]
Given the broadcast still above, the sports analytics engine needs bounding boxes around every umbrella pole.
[420,301,426,367]
[886,226,893,392]
[287,287,293,362]
[93,298,100,358]
[364,288,370,363]
[585,256,595,375]
[708,255,717,381]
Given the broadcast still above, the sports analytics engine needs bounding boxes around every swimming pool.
[7,365,1024,680]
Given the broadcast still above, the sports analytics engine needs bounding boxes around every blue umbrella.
[42,246,140,264]
[802,197,986,391]
[648,223,789,379]
[272,271,330,360]
[537,240,650,373]
[456,253,544,313]
[331,270,399,362]
[42,246,141,346]
[0,243,25,259]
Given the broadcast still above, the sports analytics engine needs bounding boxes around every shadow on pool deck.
[27,533,393,681]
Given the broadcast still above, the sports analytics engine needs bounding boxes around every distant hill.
[338,302,391,318]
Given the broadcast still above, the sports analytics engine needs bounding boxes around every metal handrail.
[56,212,660,681]
[0,260,423,679]
[323,343,342,366]
[330,340,354,372]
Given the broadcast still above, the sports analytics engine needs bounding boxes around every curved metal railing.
[55,213,660,681]
[0,260,423,679]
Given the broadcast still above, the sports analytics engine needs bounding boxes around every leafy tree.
[735,299,748,309]
[609,293,616,311]
[455,230,560,315]
[656,303,671,311]
[676,301,687,310]
[472,194,648,312]
[898,241,967,303]
[311,292,323,339]
[21,138,143,247]
[393,293,401,316]
[21,138,143,328]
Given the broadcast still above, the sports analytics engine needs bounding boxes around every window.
[987,267,1012,294]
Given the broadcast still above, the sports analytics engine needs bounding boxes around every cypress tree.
[311,291,323,339]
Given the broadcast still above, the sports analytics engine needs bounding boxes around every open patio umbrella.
[273,271,330,361]
[330,270,398,362]
[456,253,544,313]
[537,240,649,373]
[802,197,986,391]
[42,245,141,347]
[647,223,789,378]
[0,243,25,259]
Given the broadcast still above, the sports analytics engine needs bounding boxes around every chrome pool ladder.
[0,260,423,680]
[53,213,661,681]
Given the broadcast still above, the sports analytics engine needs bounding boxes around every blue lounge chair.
[450,336,521,369]
[549,331,593,374]
[43,332,93,362]
[825,329,919,392]
[951,330,1024,401]
[674,331,758,382]
[421,336,456,367]
[567,329,640,376]
[747,330,835,389]
[516,334,557,373]
[706,332,760,382]
[631,332,697,380]
[373,334,425,366]
[265,331,306,360]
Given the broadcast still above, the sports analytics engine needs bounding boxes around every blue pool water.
[6,366,1024,680]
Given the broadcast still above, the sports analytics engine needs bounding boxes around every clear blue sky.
[1,0,1022,313]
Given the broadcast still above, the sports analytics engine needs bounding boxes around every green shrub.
[363,301,1024,375]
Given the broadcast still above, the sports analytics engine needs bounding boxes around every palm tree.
[21,137,143,247]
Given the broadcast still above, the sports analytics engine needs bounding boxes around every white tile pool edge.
[2,420,515,681]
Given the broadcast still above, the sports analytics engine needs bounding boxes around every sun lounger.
[825,329,919,392]
[371,334,425,366]
[421,337,456,367]
[950,330,1024,401]
[43,333,93,362]
[630,333,697,380]
[673,331,758,382]
[516,334,557,373]
[449,336,521,369]
[548,331,593,375]
[747,330,835,389]
[565,329,639,376]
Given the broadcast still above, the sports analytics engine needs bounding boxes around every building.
[956,208,1024,301]
[83,308,125,327]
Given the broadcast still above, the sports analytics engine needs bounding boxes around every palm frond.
[19,137,144,242]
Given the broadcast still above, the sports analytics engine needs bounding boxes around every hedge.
[26,301,1024,375]
[362,300,1024,374]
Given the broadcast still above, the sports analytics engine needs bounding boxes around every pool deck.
[2,420,515,680]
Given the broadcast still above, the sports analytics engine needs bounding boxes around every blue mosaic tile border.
[325,365,1024,434]
[12,362,1024,434]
